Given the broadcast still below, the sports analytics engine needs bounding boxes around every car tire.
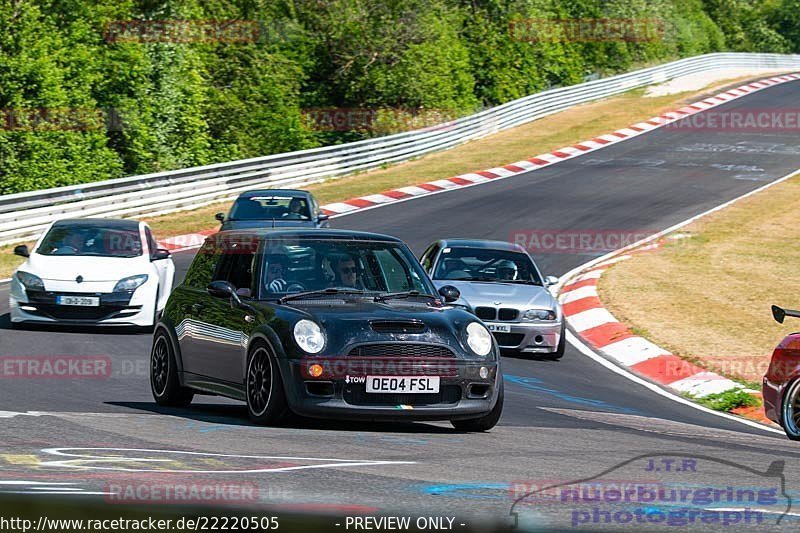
[781,379,800,441]
[150,330,194,407]
[451,382,504,432]
[246,342,289,425]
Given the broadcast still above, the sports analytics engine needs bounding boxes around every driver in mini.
[329,254,364,289]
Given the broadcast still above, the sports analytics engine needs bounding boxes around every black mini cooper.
[150,229,503,431]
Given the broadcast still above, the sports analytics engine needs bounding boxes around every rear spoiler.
[772,305,800,324]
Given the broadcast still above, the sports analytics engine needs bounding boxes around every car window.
[144,226,158,258]
[183,239,223,288]
[420,243,439,272]
[37,224,143,258]
[433,247,542,284]
[229,196,310,221]
[260,237,432,296]
[213,244,256,296]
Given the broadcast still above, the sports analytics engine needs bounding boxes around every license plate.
[56,296,100,307]
[366,376,440,394]
[486,323,511,333]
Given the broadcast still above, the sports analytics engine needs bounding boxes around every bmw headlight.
[466,321,493,356]
[294,319,325,354]
[522,309,556,321]
[16,271,44,291]
[113,274,149,292]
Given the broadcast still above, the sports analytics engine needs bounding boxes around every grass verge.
[1,73,787,280]
[687,390,761,412]
[600,173,800,385]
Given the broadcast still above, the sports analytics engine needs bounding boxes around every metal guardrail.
[2,52,800,245]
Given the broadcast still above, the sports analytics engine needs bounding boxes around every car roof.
[437,238,526,253]
[51,218,141,231]
[236,189,312,199]
[212,228,403,243]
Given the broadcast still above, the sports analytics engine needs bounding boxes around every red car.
[763,305,800,439]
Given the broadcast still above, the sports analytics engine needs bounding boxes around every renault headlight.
[522,309,556,321]
[294,319,325,354]
[16,271,44,291]
[466,322,492,356]
[113,274,149,292]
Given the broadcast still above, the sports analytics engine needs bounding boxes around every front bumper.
[280,358,501,421]
[485,321,562,353]
[9,283,155,327]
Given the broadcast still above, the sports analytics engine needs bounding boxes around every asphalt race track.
[2,78,800,530]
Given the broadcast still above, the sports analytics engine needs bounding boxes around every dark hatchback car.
[150,229,503,431]
[215,189,330,231]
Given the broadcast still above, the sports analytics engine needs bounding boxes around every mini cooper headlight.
[522,309,556,321]
[113,274,149,292]
[466,321,492,356]
[16,271,44,291]
[294,319,325,354]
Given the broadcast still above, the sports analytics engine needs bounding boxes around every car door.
[174,239,222,379]
[191,240,257,384]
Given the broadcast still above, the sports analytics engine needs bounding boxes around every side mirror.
[215,212,226,223]
[13,245,30,258]
[545,275,559,286]
[208,280,253,312]
[438,285,460,303]
[151,248,171,261]
[317,214,330,223]
[208,280,237,299]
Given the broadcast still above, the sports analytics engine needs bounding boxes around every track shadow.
[500,349,561,363]
[107,401,463,434]
[1,312,148,335]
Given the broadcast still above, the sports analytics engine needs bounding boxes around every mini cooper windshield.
[433,247,542,285]
[261,236,434,298]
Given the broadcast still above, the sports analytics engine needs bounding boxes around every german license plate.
[56,296,100,307]
[486,323,511,333]
[366,376,440,394]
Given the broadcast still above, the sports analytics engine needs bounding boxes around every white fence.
[2,52,800,245]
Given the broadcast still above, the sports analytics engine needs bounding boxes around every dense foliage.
[0,0,797,194]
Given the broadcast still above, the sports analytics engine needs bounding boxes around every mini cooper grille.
[369,320,426,334]
[498,308,519,321]
[344,385,462,406]
[348,343,454,358]
[475,307,496,320]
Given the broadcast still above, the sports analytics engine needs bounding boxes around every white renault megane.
[10,218,174,328]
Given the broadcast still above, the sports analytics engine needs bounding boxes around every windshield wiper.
[374,290,439,303]
[277,287,367,304]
